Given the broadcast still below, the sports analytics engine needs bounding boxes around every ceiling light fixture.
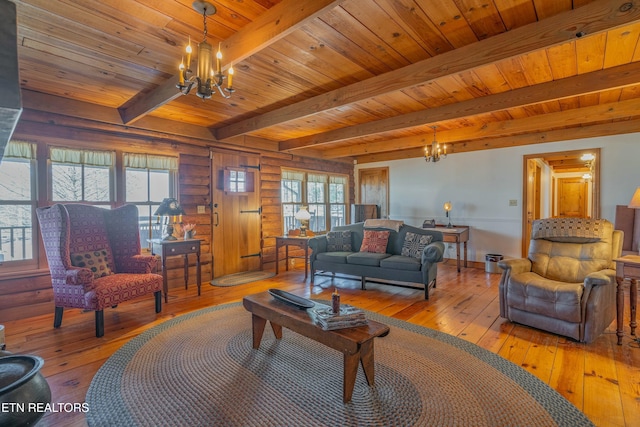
[581,153,595,181]
[424,126,446,163]
[177,1,234,99]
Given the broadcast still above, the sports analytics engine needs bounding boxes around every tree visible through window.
[50,147,113,203]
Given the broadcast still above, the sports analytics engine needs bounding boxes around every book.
[312,304,368,330]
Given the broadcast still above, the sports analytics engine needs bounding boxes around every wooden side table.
[150,238,201,303]
[434,226,470,273]
[275,236,311,279]
[614,255,640,345]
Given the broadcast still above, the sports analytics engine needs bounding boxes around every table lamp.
[443,201,453,228]
[153,198,186,240]
[294,206,312,237]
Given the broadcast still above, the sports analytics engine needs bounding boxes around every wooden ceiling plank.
[118,0,347,124]
[411,0,479,49]
[218,0,640,140]
[369,0,455,56]
[603,22,640,67]
[576,32,607,74]
[492,0,538,30]
[451,0,507,40]
[279,60,640,151]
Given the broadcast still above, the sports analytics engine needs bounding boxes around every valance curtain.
[124,153,178,170]
[50,147,113,166]
[5,140,36,159]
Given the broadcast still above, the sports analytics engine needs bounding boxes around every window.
[124,153,178,244]
[0,141,37,264]
[49,147,114,203]
[281,169,348,233]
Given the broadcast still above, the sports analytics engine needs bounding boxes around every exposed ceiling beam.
[354,118,640,164]
[281,61,640,152]
[117,0,347,125]
[322,98,640,158]
[217,0,640,140]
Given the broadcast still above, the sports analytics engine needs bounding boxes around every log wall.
[0,111,355,322]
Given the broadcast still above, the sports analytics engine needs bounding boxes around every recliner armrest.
[584,269,616,287]
[498,258,531,275]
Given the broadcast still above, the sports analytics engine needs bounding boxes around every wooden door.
[211,152,261,277]
[557,177,588,218]
[358,167,389,219]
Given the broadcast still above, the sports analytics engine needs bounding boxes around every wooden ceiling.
[11,0,640,163]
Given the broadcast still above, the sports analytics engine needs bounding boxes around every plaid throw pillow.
[70,249,113,279]
[326,231,352,252]
[360,230,390,254]
[401,232,433,259]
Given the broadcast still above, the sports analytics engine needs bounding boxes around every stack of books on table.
[313,304,368,330]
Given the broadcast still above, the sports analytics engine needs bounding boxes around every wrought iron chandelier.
[177,1,234,99]
[424,126,446,163]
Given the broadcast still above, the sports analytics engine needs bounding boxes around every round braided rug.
[86,302,593,427]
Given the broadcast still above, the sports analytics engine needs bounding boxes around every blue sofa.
[308,222,445,299]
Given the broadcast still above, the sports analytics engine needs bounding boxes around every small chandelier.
[177,1,235,99]
[424,126,446,163]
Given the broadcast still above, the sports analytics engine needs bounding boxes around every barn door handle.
[214,212,219,227]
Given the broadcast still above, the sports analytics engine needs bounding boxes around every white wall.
[355,133,640,262]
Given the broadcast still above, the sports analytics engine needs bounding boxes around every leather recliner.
[498,218,622,343]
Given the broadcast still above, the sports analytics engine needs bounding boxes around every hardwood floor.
[4,261,639,427]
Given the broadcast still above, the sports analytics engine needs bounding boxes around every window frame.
[0,142,38,270]
[48,146,115,205]
[281,169,349,234]
[124,153,179,245]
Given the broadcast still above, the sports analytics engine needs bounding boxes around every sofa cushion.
[401,232,433,259]
[380,255,421,271]
[506,271,583,323]
[326,231,352,252]
[316,251,352,265]
[360,230,390,253]
[347,252,391,266]
[71,249,113,279]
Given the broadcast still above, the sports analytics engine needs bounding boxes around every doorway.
[211,151,262,277]
[358,167,389,219]
[521,148,600,256]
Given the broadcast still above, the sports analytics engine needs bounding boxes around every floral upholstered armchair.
[37,204,163,337]
[498,217,622,343]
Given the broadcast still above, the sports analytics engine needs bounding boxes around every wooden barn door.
[211,151,261,277]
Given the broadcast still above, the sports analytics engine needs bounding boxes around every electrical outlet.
[197,205,206,214]
[509,199,518,207]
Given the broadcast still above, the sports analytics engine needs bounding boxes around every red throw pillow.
[360,230,390,253]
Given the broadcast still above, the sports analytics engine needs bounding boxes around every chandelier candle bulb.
[332,288,340,314]
[216,43,222,74]
[186,36,192,70]
[228,65,234,88]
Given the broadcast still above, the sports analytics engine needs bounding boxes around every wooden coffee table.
[242,292,390,402]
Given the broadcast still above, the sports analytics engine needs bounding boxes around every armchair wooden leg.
[53,307,64,328]
[95,310,104,338]
[361,276,367,290]
[154,291,162,313]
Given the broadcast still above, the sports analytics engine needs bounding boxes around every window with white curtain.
[0,141,37,264]
[124,153,178,243]
[281,169,348,233]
